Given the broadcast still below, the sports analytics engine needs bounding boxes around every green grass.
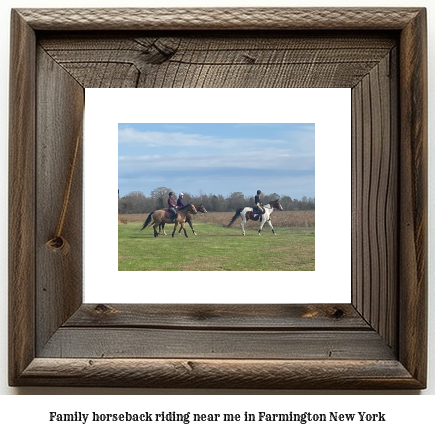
[118,222,315,271]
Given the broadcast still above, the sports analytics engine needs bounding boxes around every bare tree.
[150,186,173,209]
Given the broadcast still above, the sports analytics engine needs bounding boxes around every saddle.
[252,207,265,221]
[249,211,262,222]
[163,209,177,220]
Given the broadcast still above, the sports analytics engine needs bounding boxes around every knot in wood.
[94,304,116,315]
[45,236,70,255]
[332,308,345,319]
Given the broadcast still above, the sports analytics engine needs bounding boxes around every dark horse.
[226,199,283,235]
[158,204,207,236]
[141,203,197,237]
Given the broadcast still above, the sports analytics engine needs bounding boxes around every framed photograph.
[86,88,349,304]
[9,8,427,388]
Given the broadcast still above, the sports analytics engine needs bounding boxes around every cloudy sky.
[118,123,315,199]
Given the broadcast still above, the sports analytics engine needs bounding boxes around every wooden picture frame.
[9,8,427,389]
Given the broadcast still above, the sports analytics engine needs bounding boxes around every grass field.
[119,219,315,271]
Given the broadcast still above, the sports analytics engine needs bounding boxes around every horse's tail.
[226,208,243,227]
[141,212,154,230]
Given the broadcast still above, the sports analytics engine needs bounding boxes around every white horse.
[226,199,283,235]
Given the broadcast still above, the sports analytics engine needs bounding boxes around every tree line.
[118,187,315,214]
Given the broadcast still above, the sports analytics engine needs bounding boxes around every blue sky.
[118,123,315,199]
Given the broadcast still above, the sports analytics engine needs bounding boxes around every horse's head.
[196,204,207,213]
[270,200,283,210]
[187,203,198,214]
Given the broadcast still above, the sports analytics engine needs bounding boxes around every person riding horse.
[168,192,178,222]
[254,190,265,215]
[227,198,283,236]
[177,192,184,208]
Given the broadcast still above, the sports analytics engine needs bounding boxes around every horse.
[158,204,208,236]
[226,199,283,236]
[141,203,197,237]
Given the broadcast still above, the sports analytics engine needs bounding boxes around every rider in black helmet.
[254,190,265,214]
[167,192,178,222]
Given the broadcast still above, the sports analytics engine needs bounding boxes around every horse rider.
[254,190,265,214]
[177,192,184,208]
[167,191,178,222]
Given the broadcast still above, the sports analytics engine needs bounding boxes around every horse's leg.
[177,217,185,235]
[189,220,196,235]
[153,223,159,237]
[258,218,267,235]
[266,219,276,235]
[161,223,167,235]
[172,221,179,237]
[241,213,246,236]
[181,222,188,237]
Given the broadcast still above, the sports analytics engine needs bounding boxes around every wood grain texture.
[16,8,422,31]
[351,50,398,351]
[65,304,369,329]
[17,358,420,389]
[398,8,428,386]
[38,33,396,89]
[35,48,84,353]
[8,10,36,386]
[8,7,427,389]
[39,329,395,360]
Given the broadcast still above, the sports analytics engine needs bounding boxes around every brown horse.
[227,199,283,235]
[141,203,197,237]
[159,204,207,236]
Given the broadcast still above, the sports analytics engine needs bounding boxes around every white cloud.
[118,148,314,173]
[118,127,286,149]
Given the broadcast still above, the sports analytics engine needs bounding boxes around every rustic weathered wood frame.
[9,8,427,389]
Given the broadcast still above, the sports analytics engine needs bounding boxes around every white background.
[85,88,351,304]
[0,0,434,424]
